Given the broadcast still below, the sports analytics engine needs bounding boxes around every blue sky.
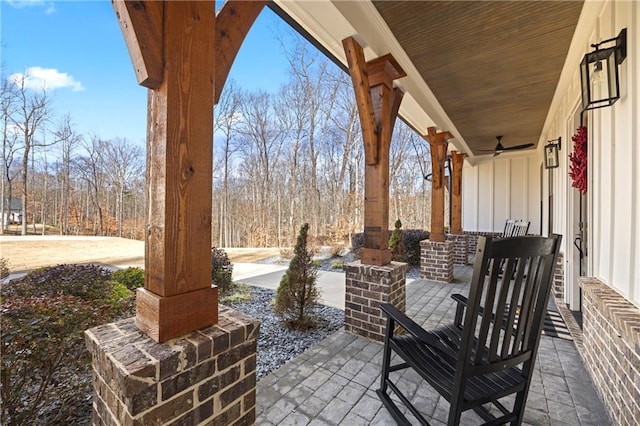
[1,0,293,146]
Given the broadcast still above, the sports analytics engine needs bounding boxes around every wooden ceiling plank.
[112,0,164,89]
[215,0,267,103]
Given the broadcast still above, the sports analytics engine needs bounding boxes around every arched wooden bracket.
[215,1,267,103]
[342,37,406,166]
[113,0,164,89]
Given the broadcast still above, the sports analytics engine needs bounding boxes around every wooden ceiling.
[372,1,584,155]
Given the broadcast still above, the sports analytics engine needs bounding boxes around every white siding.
[462,156,540,233]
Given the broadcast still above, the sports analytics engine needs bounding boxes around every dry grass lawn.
[0,235,280,272]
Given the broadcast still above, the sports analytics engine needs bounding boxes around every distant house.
[1,198,22,225]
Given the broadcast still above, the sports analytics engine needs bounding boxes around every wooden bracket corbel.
[112,0,164,89]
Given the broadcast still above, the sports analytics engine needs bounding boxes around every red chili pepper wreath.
[569,126,588,194]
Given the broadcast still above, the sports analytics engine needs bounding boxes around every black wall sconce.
[544,137,561,169]
[580,29,627,111]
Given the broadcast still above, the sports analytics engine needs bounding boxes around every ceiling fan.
[480,136,535,157]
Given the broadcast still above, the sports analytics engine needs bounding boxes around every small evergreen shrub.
[112,267,144,291]
[211,247,234,296]
[275,223,320,329]
[389,219,405,262]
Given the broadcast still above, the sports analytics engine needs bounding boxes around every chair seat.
[391,326,527,404]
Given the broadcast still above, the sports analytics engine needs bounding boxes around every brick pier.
[419,240,454,282]
[85,306,259,425]
[344,261,407,342]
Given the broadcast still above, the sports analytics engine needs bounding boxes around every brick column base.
[580,277,639,425]
[446,233,469,265]
[85,306,260,425]
[344,261,407,342]
[420,240,454,282]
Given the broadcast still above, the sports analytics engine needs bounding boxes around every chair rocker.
[377,234,562,425]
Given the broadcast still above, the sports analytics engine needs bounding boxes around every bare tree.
[1,77,20,233]
[104,138,143,238]
[78,135,107,235]
[8,74,52,235]
[214,80,241,247]
[53,114,82,234]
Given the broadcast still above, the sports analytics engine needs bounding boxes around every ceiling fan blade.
[503,143,535,151]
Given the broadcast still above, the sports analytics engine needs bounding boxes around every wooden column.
[113,1,264,342]
[450,150,466,235]
[425,127,452,242]
[343,37,405,266]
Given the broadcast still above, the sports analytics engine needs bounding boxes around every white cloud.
[9,67,85,92]
[7,0,56,13]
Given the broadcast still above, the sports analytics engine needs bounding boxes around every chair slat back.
[502,219,517,238]
[458,235,561,372]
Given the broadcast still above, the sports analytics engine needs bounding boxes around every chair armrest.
[379,303,458,359]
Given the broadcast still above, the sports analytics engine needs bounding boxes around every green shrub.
[1,264,134,425]
[0,257,9,280]
[212,247,234,296]
[311,259,322,268]
[275,223,320,329]
[330,260,344,270]
[112,267,144,291]
[221,283,252,304]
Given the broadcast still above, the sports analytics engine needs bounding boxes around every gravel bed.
[224,286,344,380]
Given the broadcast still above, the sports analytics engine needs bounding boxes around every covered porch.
[84,0,639,424]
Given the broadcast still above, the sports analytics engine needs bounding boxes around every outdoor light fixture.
[544,137,561,169]
[580,29,627,111]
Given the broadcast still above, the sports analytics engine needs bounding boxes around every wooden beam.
[215,0,266,103]
[112,1,164,89]
[343,37,405,266]
[450,150,466,235]
[343,36,378,166]
[425,127,451,242]
[135,1,217,342]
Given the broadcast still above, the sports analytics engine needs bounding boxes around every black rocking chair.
[377,234,562,425]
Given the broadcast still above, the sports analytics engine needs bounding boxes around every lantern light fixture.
[544,137,561,170]
[580,29,627,111]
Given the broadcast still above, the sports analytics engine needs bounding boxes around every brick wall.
[419,240,454,282]
[580,277,640,425]
[85,306,260,425]
[344,261,407,342]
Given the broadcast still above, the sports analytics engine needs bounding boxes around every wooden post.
[343,37,406,266]
[113,1,265,342]
[450,150,466,235]
[425,127,452,242]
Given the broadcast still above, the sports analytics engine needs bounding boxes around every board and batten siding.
[462,155,541,234]
[543,1,639,307]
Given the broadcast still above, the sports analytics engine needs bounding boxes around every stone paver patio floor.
[256,265,611,425]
